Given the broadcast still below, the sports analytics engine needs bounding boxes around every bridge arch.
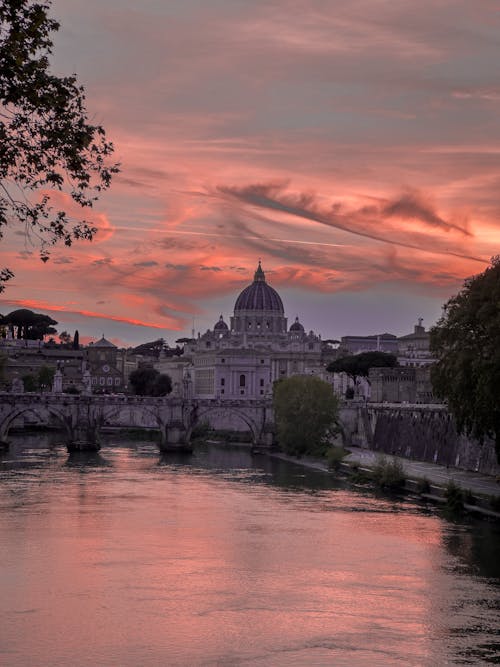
[186,405,261,445]
[100,404,164,430]
[0,405,73,444]
[96,402,182,449]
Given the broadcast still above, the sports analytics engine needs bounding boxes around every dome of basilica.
[289,316,304,332]
[214,315,229,330]
[234,262,284,313]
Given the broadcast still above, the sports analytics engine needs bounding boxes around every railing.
[368,402,446,410]
[0,393,273,408]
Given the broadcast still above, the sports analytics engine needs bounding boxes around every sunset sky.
[2,0,500,347]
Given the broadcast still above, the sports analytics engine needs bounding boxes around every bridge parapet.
[368,402,446,411]
[0,393,276,451]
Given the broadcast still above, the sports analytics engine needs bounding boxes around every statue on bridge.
[11,376,24,394]
[82,368,92,396]
[52,369,63,394]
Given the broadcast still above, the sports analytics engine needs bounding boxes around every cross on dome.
[254,260,265,282]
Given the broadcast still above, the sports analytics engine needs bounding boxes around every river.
[0,432,499,666]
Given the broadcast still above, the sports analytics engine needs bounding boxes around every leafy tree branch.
[0,0,119,290]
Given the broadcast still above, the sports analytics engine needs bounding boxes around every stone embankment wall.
[340,402,500,476]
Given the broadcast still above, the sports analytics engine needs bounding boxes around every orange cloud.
[1,299,168,330]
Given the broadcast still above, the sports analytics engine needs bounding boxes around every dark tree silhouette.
[327,351,398,383]
[3,308,57,339]
[129,367,172,396]
[431,256,500,461]
[131,339,165,358]
[58,330,72,345]
[0,0,119,291]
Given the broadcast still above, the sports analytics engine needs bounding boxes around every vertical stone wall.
[368,406,499,475]
[368,367,435,403]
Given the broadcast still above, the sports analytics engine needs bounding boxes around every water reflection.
[0,432,498,666]
[65,451,111,469]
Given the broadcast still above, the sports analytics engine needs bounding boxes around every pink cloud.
[1,299,168,330]
[2,0,499,344]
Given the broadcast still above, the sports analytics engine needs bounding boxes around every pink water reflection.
[0,444,498,666]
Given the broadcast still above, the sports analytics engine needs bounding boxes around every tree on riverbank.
[273,375,339,457]
[430,256,500,462]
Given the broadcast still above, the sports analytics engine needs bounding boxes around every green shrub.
[372,456,406,491]
[416,477,431,494]
[463,489,476,505]
[326,446,347,471]
[444,481,464,513]
[348,463,371,485]
[490,495,500,513]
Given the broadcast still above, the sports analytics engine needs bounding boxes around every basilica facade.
[161,262,331,400]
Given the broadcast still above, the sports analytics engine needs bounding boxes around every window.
[114,377,121,385]
[240,389,245,395]
[92,377,97,385]
[239,374,246,387]
[221,358,225,363]
[100,377,105,385]
[260,378,264,387]
[220,378,225,386]
[107,377,113,385]
[260,359,264,364]
[260,390,264,395]
[221,389,225,394]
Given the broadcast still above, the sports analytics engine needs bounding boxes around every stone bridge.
[0,393,275,452]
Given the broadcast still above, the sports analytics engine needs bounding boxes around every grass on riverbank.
[338,455,406,491]
[325,446,348,471]
[371,456,406,491]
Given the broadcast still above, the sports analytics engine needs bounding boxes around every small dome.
[234,262,284,313]
[92,336,116,348]
[290,316,304,332]
[214,315,228,330]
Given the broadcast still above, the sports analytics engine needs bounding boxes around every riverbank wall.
[339,402,500,477]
